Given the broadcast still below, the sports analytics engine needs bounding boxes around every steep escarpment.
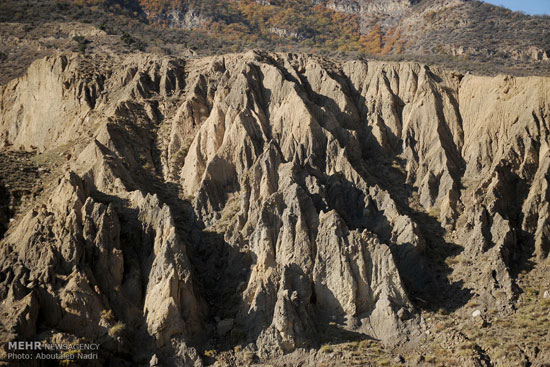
[0,51,549,366]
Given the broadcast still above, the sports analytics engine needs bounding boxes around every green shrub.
[203,349,216,357]
[72,35,89,54]
[320,344,332,353]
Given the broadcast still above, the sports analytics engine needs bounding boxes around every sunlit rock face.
[0,50,549,366]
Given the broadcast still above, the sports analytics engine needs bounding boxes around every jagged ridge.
[0,50,549,366]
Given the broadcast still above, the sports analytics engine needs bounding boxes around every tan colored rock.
[1,50,550,366]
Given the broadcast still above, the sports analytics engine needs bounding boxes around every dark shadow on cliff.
[489,165,536,280]
[316,322,372,346]
[367,156,472,312]
[129,171,253,352]
[262,59,474,313]
[92,169,253,362]
[328,67,473,312]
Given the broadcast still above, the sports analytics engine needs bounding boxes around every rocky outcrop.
[0,50,549,365]
[0,171,205,365]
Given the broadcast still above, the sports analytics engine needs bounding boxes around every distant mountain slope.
[1,0,550,84]
[110,0,550,65]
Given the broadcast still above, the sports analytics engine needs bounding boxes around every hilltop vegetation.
[1,0,550,82]
[47,0,406,54]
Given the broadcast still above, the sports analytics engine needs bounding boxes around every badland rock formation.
[0,50,549,366]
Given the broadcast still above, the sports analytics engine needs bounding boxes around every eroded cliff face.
[0,51,549,366]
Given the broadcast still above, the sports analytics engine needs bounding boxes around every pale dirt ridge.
[0,50,549,366]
